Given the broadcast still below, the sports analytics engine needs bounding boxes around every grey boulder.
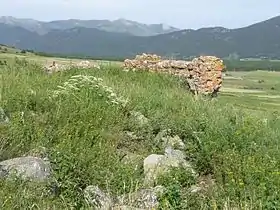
[0,156,51,181]
[84,185,114,209]
[143,148,196,186]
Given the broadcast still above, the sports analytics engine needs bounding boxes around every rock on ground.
[143,148,196,186]
[130,111,149,126]
[118,185,165,209]
[84,185,115,209]
[43,60,101,74]
[84,185,165,210]
[0,156,51,181]
[0,107,9,124]
[154,129,185,150]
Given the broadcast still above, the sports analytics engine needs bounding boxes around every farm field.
[1,53,280,209]
[220,71,280,113]
[0,48,122,67]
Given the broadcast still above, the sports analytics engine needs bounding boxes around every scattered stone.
[0,107,9,124]
[130,111,149,126]
[154,129,185,150]
[43,61,66,74]
[164,146,186,161]
[84,185,114,209]
[143,148,196,186]
[124,131,142,140]
[143,154,164,185]
[76,60,101,69]
[117,186,165,209]
[0,156,51,181]
[84,185,164,210]
[43,60,101,74]
[167,135,185,150]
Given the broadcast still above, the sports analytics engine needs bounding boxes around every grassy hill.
[0,44,25,54]
[1,58,280,208]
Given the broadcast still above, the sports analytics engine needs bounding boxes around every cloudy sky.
[0,0,279,29]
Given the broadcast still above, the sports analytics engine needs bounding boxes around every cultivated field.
[221,71,280,113]
[0,49,122,67]
[1,54,280,209]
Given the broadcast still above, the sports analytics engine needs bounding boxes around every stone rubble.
[85,128,198,209]
[84,185,115,210]
[84,185,165,210]
[117,185,165,209]
[43,60,101,74]
[154,129,186,150]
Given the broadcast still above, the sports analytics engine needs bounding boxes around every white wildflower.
[51,74,129,107]
[68,78,78,82]
[57,85,67,90]
[29,89,36,95]
[110,93,117,97]
[71,75,83,78]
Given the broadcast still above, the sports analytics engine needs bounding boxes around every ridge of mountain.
[0,16,179,36]
[0,15,280,59]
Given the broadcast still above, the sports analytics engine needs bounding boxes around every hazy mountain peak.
[0,16,180,36]
[161,23,173,30]
[0,16,38,24]
[113,18,136,26]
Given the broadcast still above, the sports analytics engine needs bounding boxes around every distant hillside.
[0,16,179,36]
[0,16,280,59]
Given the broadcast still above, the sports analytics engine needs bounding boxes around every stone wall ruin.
[123,53,225,97]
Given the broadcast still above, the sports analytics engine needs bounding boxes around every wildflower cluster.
[52,74,129,107]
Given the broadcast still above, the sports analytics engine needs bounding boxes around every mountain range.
[0,15,280,59]
[0,16,179,36]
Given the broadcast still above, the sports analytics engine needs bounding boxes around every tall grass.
[1,59,280,209]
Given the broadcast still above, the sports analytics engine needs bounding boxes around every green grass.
[1,59,280,209]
